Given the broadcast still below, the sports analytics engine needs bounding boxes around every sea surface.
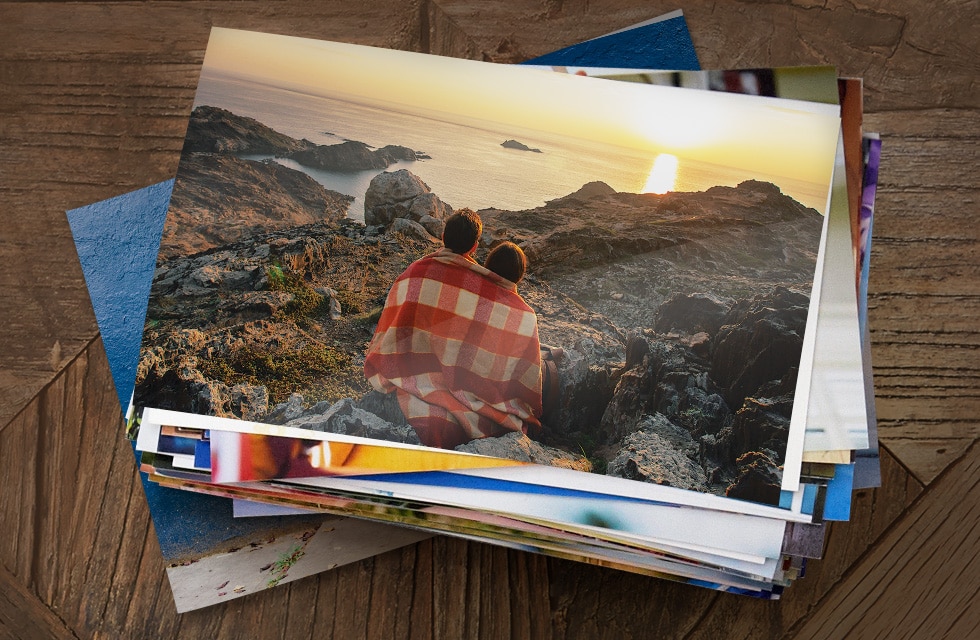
[195,70,828,221]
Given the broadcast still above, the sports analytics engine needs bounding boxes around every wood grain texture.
[0,339,930,640]
[861,108,980,481]
[794,442,980,640]
[678,445,925,640]
[0,0,424,429]
[0,564,77,640]
[1,1,977,638]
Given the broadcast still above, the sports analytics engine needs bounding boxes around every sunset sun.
[642,153,679,194]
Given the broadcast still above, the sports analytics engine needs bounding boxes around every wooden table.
[1,2,977,638]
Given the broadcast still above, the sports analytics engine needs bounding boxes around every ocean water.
[194,70,827,221]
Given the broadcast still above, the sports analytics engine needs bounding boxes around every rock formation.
[455,432,591,471]
[501,139,542,153]
[182,105,309,155]
[185,105,422,172]
[363,169,453,237]
[164,154,352,258]
[545,180,616,206]
[287,140,418,172]
[138,163,822,504]
[606,414,710,492]
[276,396,422,445]
[653,292,731,336]
[709,287,809,410]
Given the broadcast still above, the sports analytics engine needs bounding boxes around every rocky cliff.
[183,105,421,171]
[163,154,353,259]
[182,106,309,155]
[161,106,429,258]
[139,128,822,505]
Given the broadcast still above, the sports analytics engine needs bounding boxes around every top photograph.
[133,27,840,508]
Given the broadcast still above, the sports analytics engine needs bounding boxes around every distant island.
[501,139,542,153]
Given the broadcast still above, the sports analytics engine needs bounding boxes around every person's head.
[442,208,482,255]
[484,241,527,285]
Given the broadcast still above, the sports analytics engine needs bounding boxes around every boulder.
[355,390,413,429]
[454,431,591,471]
[263,392,307,424]
[698,428,736,486]
[598,365,652,443]
[390,217,439,243]
[314,286,343,320]
[606,427,709,491]
[542,338,619,448]
[653,292,732,336]
[726,451,782,505]
[364,169,453,231]
[729,396,792,465]
[599,337,730,443]
[229,384,271,420]
[409,192,453,225]
[417,214,445,238]
[710,287,809,409]
[675,385,730,436]
[632,413,699,459]
[282,397,421,445]
[134,361,268,420]
[365,170,429,211]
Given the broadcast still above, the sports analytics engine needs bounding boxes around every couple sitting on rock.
[364,209,558,449]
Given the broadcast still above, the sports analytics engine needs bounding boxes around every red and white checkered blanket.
[364,248,543,449]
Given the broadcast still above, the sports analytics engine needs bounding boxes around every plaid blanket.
[365,248,543,449]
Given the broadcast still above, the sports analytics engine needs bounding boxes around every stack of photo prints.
[67,10,884,612]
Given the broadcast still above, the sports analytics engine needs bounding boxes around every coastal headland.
[135,106,823,504]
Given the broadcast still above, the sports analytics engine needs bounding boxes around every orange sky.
[201,27,840,193]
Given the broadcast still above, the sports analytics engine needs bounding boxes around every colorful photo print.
[134,28,839,506]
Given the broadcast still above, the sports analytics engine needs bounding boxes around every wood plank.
[366,549,412,640]
[883,438,974,485]
[94,473,157,638]
[279,573,321,640]
[858,109,979,480]
[407,538,435,640]
[869,295,979,336]
[863,109,979,137]
[118,529,182,640]
[53,341,123,627]
[660,445,924,640]
[549,558,719,639]
[779,445,926,626]
[430,1,977,111]
[0,378,39,582]
[427,0,668,62]
[214,575,293,640]
[32,357,68,604]
[0,563,77,640]
[874,418,980,442]
[76,418,142,631]
[0,0,422,430]
[0,359,928,637]
[794,442,980,640]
